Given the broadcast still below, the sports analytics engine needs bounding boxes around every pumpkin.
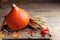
[5,4,30,30]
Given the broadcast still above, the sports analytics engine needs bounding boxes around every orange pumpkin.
[5,4,30,30]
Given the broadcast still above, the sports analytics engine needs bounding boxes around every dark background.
[0,0,60,3]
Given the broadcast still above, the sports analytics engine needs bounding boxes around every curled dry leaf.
[12,32,18,38]
[12,31,22,38]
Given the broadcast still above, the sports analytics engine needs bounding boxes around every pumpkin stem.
[12,4,16,7]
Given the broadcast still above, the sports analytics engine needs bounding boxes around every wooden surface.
[0,2,60,40]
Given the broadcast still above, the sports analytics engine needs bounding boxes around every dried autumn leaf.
[0,32,5,40]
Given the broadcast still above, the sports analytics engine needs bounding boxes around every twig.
[0,16,6,31]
